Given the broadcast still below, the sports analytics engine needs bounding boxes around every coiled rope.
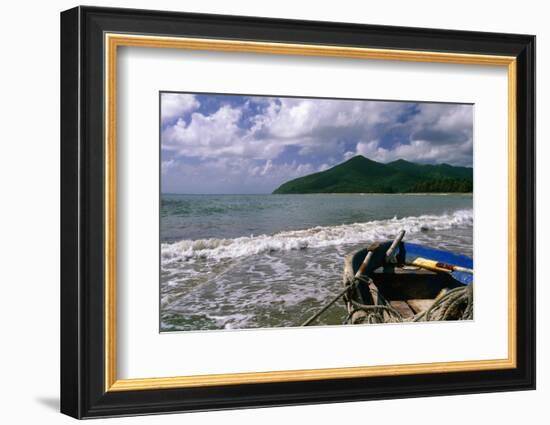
[344,276,473,324]
[412,283,474,322]
[343,276,403,324]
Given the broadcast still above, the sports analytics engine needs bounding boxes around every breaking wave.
[161,209,472,265]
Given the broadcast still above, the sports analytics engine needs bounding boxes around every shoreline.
[270,192,472,196]
[162,192,473,196]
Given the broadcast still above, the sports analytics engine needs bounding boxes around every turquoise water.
[160,193,473,332]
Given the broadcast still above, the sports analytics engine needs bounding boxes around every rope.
[345,276,474,324]
[412,284,474,322]
[345,276,404,324]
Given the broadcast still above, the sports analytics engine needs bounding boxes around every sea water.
[160,193,473,331]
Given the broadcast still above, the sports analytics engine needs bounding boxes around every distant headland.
[272,156,473,194]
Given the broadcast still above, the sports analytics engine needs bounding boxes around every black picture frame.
[61,5,535,419]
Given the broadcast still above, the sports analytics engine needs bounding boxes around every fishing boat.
[341,231,473,324]
[301,230,473,327]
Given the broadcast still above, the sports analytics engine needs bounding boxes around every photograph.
[58,5,536,419]
[159,92,474,332]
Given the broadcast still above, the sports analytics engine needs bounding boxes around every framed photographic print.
[60,6,535,419]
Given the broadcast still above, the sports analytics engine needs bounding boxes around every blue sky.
[161,92,473,194]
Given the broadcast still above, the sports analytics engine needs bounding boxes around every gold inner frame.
[104,33,517,392]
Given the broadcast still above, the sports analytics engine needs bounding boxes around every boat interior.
[350,249,465,319]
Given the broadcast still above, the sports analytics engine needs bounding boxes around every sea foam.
[161,209,473,264]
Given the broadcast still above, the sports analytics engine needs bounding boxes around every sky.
[161,92,473,194]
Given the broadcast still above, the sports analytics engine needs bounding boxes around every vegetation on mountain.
[272,156,473,194]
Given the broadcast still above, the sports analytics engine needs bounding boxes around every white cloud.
[161,155,321,194]
[161,159,177,175]
[343,151,356,161]
[160,95,473,192]
[162,97,410,163]
[163,104,252,157]
[410,103,472,146]
[356,138,473,166]
[260,160,273,176]
[161,93,200,124]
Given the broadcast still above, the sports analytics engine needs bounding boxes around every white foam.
[161,209,473,264]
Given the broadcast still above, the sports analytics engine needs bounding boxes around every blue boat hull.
[401,242,473,285]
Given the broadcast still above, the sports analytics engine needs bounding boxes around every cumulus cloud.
[410,103,472,146]
[160,93,472,193]
[164,97,399,159]
[161,93,200,124]
[356,138,473,166]
[163,104,252,157]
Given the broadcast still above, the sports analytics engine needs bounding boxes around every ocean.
[160,193,473,332]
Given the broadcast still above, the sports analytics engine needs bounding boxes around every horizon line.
[161,192,474,196]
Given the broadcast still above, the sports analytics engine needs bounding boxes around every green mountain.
[272,156,473,194]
